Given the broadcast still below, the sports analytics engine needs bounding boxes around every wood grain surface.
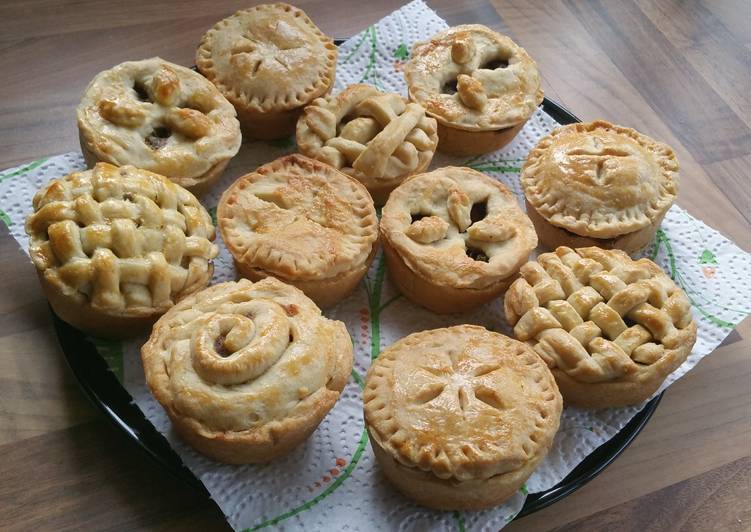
[1,1,749,530]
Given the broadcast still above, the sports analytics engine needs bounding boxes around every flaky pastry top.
[364,325,562,481]
[522,121,679,238]
[141,278,352,435]
[380,167,537,289]
[296,84,438,183]
[196,3,337,113]
[77,57,241,186]
[25,163,217,316]
[218,154,378,281]
[504,247,697,385]
[404,25,543,131]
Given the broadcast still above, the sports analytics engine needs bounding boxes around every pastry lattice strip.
[27,166,216,310]
[506,247,693,382]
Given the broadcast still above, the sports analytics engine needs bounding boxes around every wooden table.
[1,0,749,530]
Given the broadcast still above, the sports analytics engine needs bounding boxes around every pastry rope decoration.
[298,84,437,181]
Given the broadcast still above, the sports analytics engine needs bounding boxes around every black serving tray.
[53,94,662,522]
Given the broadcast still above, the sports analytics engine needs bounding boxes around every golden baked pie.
[142,277,353,464]
[77,57,241,196]
[364,325,562,510]
[296,84,438,205]
[25,163,218,338]
[380,167,537,313]
[196,3,337,140]
[504,247,697,408]
[218,154,378,308]
[522,121,679,255]
[404,25,543,156]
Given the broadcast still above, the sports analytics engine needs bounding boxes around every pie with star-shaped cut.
[196,3,337,140]
[364,325,562,509]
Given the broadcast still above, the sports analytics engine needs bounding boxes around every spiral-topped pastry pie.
[296,84,438,205]
[142,277,353,464]
[77,57,241,196]
[504,247,697,408]
[380,166,537,313]
[25,162,217,338]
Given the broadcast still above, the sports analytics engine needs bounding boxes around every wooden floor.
[1,0,749,530]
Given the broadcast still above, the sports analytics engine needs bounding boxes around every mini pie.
[296,84,438,205]
[142,277,353,464]
[380,167,537,314]
[504,246,697,408]
[196,3,337,140]
[25,163,218,338]
[218,154,379,308]
[404,25,543,156]
[521,121,679,255]
[364,325,562,510]
[77,57,241,196]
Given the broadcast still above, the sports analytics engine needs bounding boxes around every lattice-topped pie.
[25,163,218,338]
[218,154,378,307]
[404,25,543,156]
[142,277,353,463]
[522,121,679,255]
[380,167,537,313]
[504,247,697,408]
[364,325,562,510]
[77,57,241,196]
[296,84,438,205]
[196,3,337,140]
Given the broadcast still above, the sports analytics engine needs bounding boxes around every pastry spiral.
[142,277,353,463]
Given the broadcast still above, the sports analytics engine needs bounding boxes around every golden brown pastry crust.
[218,154,378,307]
[296,84,438,205]
[521,121,679,241]
[380,166,536,312]
[196,3,337,139]
[525,198,667,256]
[77,57,241,195]
[25,163,217,338]
[405,25,543,132]
[504,247,697,408]
[142,278,353,464]
[364,325,562,510]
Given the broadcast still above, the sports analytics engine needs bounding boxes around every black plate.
[53,95,662,521]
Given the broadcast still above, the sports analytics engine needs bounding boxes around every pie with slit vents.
[296,84,438,205]
[25,163,218,338]
[380,166,537,313]
[404,25,543,156]
[364,325,562,510]
[77,57,241,196]
[142,277,353,464]
[217,154,379,308]
[504,246,697,408]
[196,3,337,140]
[521,121,679,255]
